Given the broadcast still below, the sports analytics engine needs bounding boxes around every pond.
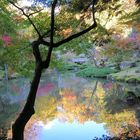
[0,72,140,140]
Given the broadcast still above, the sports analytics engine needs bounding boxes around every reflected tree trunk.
[87,81,98,109]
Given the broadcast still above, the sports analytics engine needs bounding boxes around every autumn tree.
[0,0,33,79]
[5,0,98,139]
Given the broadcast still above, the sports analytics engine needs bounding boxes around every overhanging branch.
[54,23,97,47]
[54,0,97,48]
[28,8,44,16]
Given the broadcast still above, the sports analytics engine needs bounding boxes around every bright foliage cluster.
[0,35,12,47]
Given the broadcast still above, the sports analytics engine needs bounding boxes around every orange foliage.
[13,15,24,22]
[116,38,133,50]
[61,89,76,100]
[134,24,140,32]
[59,28,73,38]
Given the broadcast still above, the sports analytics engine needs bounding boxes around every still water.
[0,72,140,139]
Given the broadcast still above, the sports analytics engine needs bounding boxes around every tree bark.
[9,0,97,139]
[12,64,42,140]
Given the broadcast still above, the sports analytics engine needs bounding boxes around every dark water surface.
[0,72,140,140]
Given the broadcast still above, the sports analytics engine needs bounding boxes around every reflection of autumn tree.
[104,111,138,136]
[24,95,58,140]
[91,82,140,137]
[23,80,140,139]
[103,82,127,114]
[0,97,22,139]
[34,96,57,122]
[58,87,96,123]
[0,92,23,126]
[118,127,140,139]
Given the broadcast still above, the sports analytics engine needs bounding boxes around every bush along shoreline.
[57,61,140,84]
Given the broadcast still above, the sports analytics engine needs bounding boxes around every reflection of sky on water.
[28,119,107,140]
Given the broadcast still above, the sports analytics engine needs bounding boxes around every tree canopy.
[0,0,140,139]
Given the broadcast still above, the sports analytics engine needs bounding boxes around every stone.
[135,70,140,73]
[70,57,88,64]
[120,61,136,70]
[126,78,136,83]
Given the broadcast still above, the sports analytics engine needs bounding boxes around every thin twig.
[8,0,42,38]
[28,8,44,16]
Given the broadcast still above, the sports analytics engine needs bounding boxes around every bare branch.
[41,0,58,68]
[41,39,51,46]
[54,23,97,47]
[50,0,58,45]
[92,0,97,24]
[28,8,44,16]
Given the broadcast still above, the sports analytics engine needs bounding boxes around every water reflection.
[0,73,140,139]
[26,119,106,140]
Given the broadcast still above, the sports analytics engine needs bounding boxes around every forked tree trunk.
[12,64,42,140]
[9,0,97,139]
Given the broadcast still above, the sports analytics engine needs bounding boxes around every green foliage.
[0,1,16,35]
[102,44,133,63]
[49,54,80,71]
[57,62,81,71]
[1,0,139,78]
[109,66,140,83]
[0,1,36,77]
[77,66,118,78]
[35,96,57,121]
[31,12,50,35]
[0,70,5,79]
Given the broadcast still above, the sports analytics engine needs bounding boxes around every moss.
[57,62,93,72]
[136,77,140,81]
[57,62,81,71]
[109,66,140,83]
[76,66,118,78]
[135,77,140,83]
[78,62,93,69]
[126,77,136,83]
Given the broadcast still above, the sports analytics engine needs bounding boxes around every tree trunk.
[12,64,42,140]
[8,1,97,139]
